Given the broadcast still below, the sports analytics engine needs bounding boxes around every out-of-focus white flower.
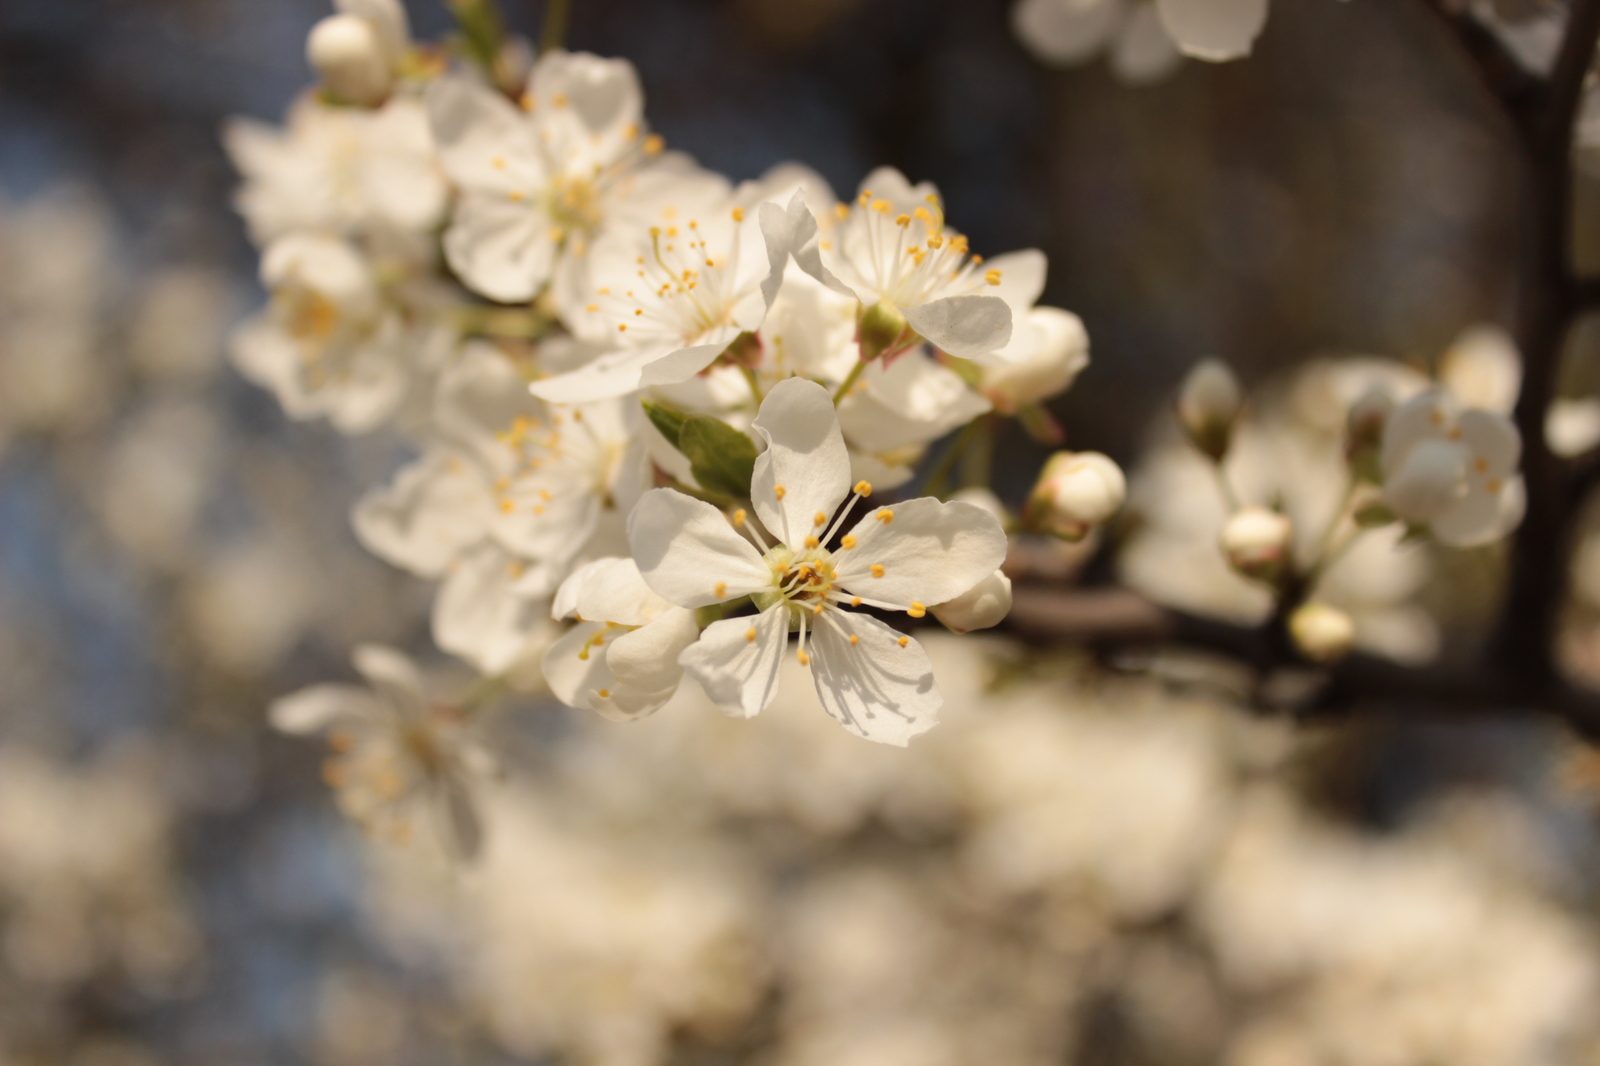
[1219,505,1292,582]
[543,558,700,721]
[931,570,1013,634]
[1438,322,1520,416]
[976,306,1088,414]
[354,343,638,673]
[1027,450,1126,538]
[1177,357,1243,460]
[1011,0,1266,85]
[627,379,1006,744]
[271,644,497,860]
[224,95,446,245]
[1289,600,1355,663]
[307,0,411,106]
[230,233,415,434]
[426,51,728,304]
[799,168,1041,363]
[1547,397,1600,458]
[1380,390,1523,546]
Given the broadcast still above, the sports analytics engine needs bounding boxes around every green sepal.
[1353,502,1398,528]
[679,416,758,498]
[641,399,689,450]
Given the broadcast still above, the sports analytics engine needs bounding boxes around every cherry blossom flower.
[1012,0,1268,84]
[426,51,728,304]
[270,644,497,859]
[626,378,1007,745]
[1380,390,1523,547]
[542,558,700,721]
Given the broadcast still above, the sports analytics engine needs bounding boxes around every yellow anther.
[840,535,857,549]
[871,199,890,213]
[851,596,862,606]
[859,189,873,205]
[774,485,787,500]
[509,190,525,202]
[870,564,885,578]
[552,92,568,107]
[913,207,932,223]
[635,308,643,316]
[812,602,825,615]
[834,202,849,220]
[813,511,828,526]
[876,509,894,524]
[492,156,506,169]
[1487,478,1503,492]
[970,252,983,263]
[499,499,514,513]
[649,225,661,238]
[897,636,909,648]
[732,508,747,526]
[732,207,744,222]
[618,324,628,331]
[644,134,664,155]
[895,213,911,226]
[908,601,926,618]
[714,582,727,598]
[804,536,820,548]
[1448,426,1463,440]
[745,627,757,643]
[927,235,943,249]
[597,688,610,698]
[985,269,1002,286]
[1474,457,1490,473]
[519,92,535,110]
[586,304,599,312]
[797,648,811,666]
[853,480,872,496]
[849,634,859,646]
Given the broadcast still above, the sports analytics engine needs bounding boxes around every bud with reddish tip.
[932,570,1013,633]
[1290,601,1356,663]
[1026,451,1126,540]
[1220,505,1293,583]
[1177,358,1243,461]
[308,14,393,106]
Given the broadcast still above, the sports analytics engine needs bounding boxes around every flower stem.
[832,360,867,405]
[540,0,571,55]
[1307,473,1357,573]
[740,365,765,406]
[1212,460,1240,513]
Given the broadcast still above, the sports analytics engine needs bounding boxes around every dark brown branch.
[1411,0,1544,112]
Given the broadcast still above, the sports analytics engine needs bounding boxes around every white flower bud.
[308,14,393,107]
[1029,451,1125,538]
[1383,438,1467,523]
[1220,505,1293,582]
[1176,358,1242,460]
[979,308,1088,413]
[932,569,1013,633]
[1290,601,1356,663]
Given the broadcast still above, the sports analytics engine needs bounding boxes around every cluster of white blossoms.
[229,0,1104,850]
[1011,0,1271,85]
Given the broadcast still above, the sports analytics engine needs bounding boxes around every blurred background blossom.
[6,0,1600,1063]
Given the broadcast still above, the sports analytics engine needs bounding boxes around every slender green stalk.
[740,365,765,406]
[541,0,571,55]
[832,360,867,405]
[1212,461,1240,513]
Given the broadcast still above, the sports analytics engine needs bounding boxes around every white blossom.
[1380,390,1523,547]
[626,378,1006,744]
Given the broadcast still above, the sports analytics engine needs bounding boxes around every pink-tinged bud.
[1176,358,1242,460]
[932,570,1013,633]
[308,14,393,107]
[1290,601,1355,663]
[1028,451,1125,539]
[1220,505,1293,582]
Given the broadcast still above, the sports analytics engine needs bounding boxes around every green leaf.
[679,416,757,499]
[641,399,689,450]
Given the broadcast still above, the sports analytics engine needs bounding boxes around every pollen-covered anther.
[731,207,744,222]
[985,269,1002,286]
[897,636,909,648]
[804,535,820,548]
[714,582,727,598]
[908,601,926,618]
[870,564,885,578]
[895,213,910,227]
[851,596,862,606]
[774,485,787,500]
[597,688,610,698]
[732,508,747,526]
[745,627,757,643]
[854,480,873,497]
[644,134,664,154]
[876,508,894,524]
[848,634,859,646]
[813,511,828,527]
[797,648,811,666]
[840,534,857,549]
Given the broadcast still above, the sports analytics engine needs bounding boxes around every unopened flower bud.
[1383,438,1466,524]
[1028,451,1125,539]
[857,300,912,362]
[1177,358,1242,461]
[1289,601,1356,663]
[308,14,393,107]
[979,308,1088,413]
[932,569,1013,633]
[1220,505,1293,583]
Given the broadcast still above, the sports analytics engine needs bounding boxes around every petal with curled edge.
[607,607,699,695]
[552,556,670,626]
[834,497,1007,609]
[1458,408,1522,480]
[810,610,940,746]
[1380,390,1455,478]
[1156,0,1267,61]
[761,191,852,303]
[751,377,852,548]
[444,194,558,304]
[352,643,428,720]
[527,336,736,404]
[352,450,495,579]
[426,77,542,194]
[905,294,1013,362]
[269,684,382,734]
[678,606,788,719]
[627,489,770,608]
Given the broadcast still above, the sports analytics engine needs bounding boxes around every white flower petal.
[837,351,991,453]
[983,249,1048,315]
[353,451,495,578]
[542,621,609,703]
[904,294,1013,361]
[1156,0,1267,60]
[627,489,771,608]
[1432,480,1510,547]
[555,556,671,625]
[351,643,427,718]
[1458,408,1521,479]
[1380,390,1455,478]
[835,497,1008,608]
[527,343,674,403]
[811,610,940,746]
[434,343,543,462]
[268,684,380,734]
[607,607,699,695]
[636,330,743,388]
[750,377,852,547]
[444,194,558,304]
[433,543,554,675]
[1011,0,1124,66]
[426,77,541,192]
[678,607,788,719]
